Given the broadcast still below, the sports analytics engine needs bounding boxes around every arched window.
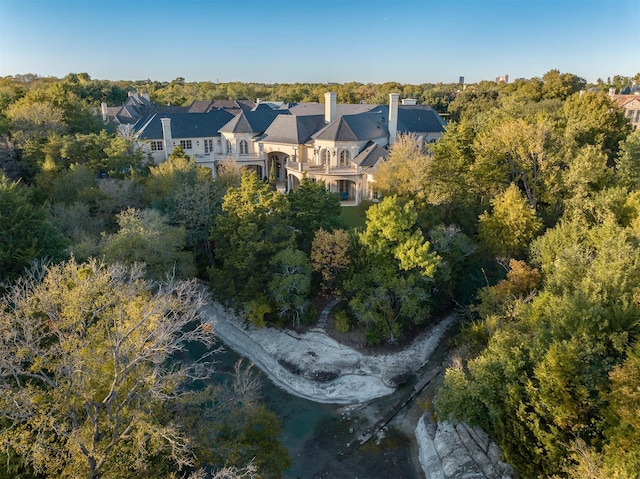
[225,139,231,154]
[339,149,350,166]
[322,148,331,165]
[239,140,249,155]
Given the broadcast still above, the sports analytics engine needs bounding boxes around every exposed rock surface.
[205,301,455,404]
[416,413,514,479]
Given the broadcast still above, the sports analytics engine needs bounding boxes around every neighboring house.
[104,91,447,205]
[610,85,640,130]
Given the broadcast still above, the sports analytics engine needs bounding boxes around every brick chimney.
[325,92,337,123]
[388,93,399,145]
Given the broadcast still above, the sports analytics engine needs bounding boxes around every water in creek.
[212,345,424,479]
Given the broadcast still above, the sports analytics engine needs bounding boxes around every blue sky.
[1,0,638,84]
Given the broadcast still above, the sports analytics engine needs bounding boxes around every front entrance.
[338,180,356,201]
[268,153,286,182]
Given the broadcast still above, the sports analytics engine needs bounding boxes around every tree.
[143,150,221,269]
[477,183,543,258]
[540,69,586,100]
[0,259,216,478]
[562,90,631,160]
[471,115,556,212]
[373,133,432,205]
[615,128,640,190]
[100,208,196,281]
[269,248,312,327]
[288,176,342,253]
[0,173,67,285]
[310,228,351,292]
[211,171,295,303]
[437,214,640,477]
[360,196,440,276]
[343,196,441,344]
[5,100,66,146]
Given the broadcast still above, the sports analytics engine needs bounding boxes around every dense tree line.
[1,69,640,477]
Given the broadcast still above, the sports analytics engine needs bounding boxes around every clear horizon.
[1,0,638,85]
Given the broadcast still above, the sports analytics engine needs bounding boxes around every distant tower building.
[459,76,465,84]
[496,74,509,84]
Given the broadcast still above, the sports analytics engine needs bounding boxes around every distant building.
[459,76,464,84]
[496,74,509,84]
[609,85,640,129]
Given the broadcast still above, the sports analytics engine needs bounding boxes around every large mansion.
[103,92,447,205]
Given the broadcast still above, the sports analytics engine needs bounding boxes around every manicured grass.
[339,200,373,230]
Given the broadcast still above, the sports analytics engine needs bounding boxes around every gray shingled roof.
[288,102,382,117]
[133,110,235,140]
[353,141,389,168]
[312,112,387,142]
[397,105,446,133]
[186,100,256,115]
[258,115,325,144]
[218,110,288,134]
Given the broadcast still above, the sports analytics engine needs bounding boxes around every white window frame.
[180,140,192,150]
[239,140,249,155]
[339,149,350,166]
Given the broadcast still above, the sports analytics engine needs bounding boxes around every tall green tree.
[211,171,294,304]
[288,176,342,253]
[0,173,67,284]
[344,196,441,344]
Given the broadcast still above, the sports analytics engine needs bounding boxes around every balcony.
[285,160,361,176]
[215,153,264,163]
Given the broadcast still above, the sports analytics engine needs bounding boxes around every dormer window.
[226,139,232,154]
[239,140,249,155]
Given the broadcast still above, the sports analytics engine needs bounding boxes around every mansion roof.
[133,110,234,140]
[312,112,387,142]
[258,114,326,144]
[218,110,289,135]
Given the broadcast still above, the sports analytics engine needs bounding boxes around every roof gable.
[259,114,325,144]
[353,141,389,168]
[219,110,288,134]
[313,112,387,142]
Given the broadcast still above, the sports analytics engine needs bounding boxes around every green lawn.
[339,200,373,230]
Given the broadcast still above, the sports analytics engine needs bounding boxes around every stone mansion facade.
[104,92,447,205]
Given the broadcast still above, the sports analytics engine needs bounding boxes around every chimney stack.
[388,93,399,146]
[325,92,337,123]
[160,117,173,161]
[101,102,108,123]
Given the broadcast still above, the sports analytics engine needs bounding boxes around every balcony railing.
[285,160,361,176]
